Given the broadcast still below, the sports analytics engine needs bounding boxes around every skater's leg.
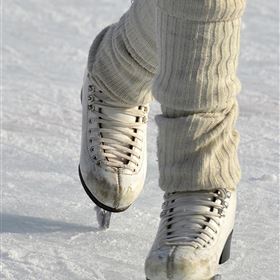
[87,0,157,105]
[153,0,247,192]
[145,1,246,279]
[79,0,159,214]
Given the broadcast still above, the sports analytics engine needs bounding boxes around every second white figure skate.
[79,71,149,228]
[145,188,236,280]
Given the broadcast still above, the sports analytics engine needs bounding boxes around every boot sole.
[146,230,233,280]
[78,165,130,213]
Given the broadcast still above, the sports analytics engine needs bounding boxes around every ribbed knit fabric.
[154,0,246,192]
[87,0,157,106]
[153,0,246,110]
[87,0,246,192]
[156,101,241,192]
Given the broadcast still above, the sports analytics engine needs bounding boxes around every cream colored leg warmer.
[87,0,246,192]
[154,0,246,192]
[87,0,157,105]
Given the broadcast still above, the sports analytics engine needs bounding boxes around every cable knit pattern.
[87,0,246,192]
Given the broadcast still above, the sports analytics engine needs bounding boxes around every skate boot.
[145,188,236,280]
[79,71,148,227]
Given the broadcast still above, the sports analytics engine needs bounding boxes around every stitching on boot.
[167,245,177,279]
[113,169,121,209]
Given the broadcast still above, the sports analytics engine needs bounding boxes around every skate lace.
[87,85,148,171]
[158,189,231,249]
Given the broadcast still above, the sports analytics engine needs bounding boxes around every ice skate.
[79,70,149,221]
[145,188,236,280]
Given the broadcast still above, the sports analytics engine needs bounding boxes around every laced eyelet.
[88,85,94,92]
[84,87,148,175]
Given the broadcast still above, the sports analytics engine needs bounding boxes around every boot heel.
[219,230,233,264]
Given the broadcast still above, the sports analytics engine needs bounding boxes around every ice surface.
[2,0,279,279]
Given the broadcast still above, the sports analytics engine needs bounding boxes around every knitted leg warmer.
[154,0,246,192]
[87,0,157,105]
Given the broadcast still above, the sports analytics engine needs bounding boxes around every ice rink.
[2,0,279,279]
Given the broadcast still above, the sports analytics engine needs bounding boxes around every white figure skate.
[145,188,236,280]
[79,71,148,228]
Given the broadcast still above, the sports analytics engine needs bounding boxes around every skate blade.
[95,206,112,229]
